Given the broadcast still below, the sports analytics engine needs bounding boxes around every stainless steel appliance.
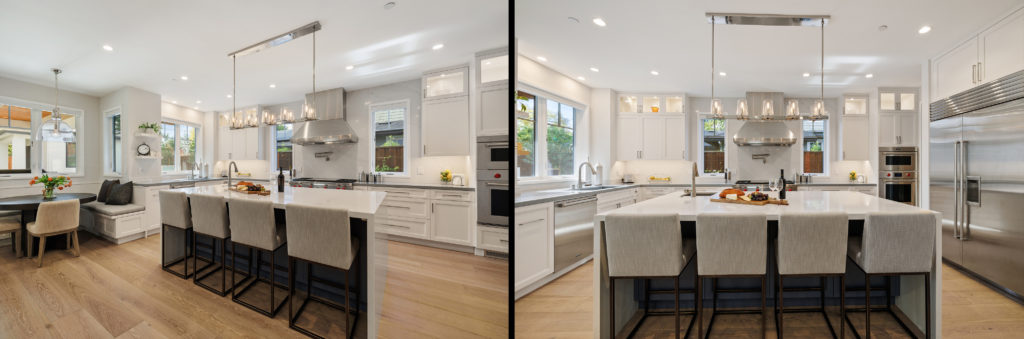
[289,177,356,190]
[879,146,918,172]
[477,169,509,226]
[879,171,917,205]
[477,135,509,170]
[553,195,597,272]
[930,69,1024,300]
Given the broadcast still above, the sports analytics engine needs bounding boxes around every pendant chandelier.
[707,14,830,120]
[37,68,76,143]
[228,21,321,128]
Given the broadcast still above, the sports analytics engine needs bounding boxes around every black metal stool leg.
[609,278,615,338]
[865,274,872,339]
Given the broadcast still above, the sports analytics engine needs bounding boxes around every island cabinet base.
[594,218,939,339]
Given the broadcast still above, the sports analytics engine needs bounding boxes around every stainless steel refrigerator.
[930,69,1024,299]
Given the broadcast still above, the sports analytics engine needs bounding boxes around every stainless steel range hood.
[291,87,359,145]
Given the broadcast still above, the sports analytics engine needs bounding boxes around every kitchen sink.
[573,185,621,191]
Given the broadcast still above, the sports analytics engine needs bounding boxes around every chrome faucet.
[227,161,238,189]
[577,162,596,189]
[691,162,698,198]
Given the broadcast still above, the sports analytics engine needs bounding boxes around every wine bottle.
[779,169,787,200]
[277,167,285,192]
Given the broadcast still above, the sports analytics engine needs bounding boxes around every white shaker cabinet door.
[841,116,869,160]
[980,10,1024,83]
[422,96,470,156]
[641,117,667,160]
[616,116,642,161]
[933,39,978,100]
[430,200,473,246]
[478,85,509,136]
[878,113,898,147]
[664,116,686,160]
[514,203,554,292]
[898,112,918,146]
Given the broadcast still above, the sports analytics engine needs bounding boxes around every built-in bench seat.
[80,202,147,244]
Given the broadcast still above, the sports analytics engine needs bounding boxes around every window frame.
[160,118,201,175]
[698,117,727,176]
[0,95,84,179]
[103,107,123,176]
[801,119,829,175]
[515,85,583,182]
[368,99,410,177]
[272,122,294,173]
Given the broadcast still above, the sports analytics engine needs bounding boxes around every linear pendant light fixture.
[37,68,76,143]
[227,21,321,128]
[706,13,830,120]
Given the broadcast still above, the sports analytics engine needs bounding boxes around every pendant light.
[735,99,748,120]
[37,68,75,143]
[709,20,722,118]
[786,100,800,119]
[300,28,318,121]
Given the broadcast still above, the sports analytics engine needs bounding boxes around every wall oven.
[477,135,509,170]
[880,172,917,205]
[477,169,509,226]
[879,146,917,172]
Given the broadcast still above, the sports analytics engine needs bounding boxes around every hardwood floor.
[0,232,508,338]
[515,261,1024,339]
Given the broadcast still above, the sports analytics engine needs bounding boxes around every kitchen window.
[0,98,83,177]
[701,118,726,174]
[802,120,826,174]
[515,89,580,180]
[104,110,122,175]
[370,100,408,175]
[275,123,293,171]
[160,121,200,174]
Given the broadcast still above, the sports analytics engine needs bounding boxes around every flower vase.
[43,187,55,200]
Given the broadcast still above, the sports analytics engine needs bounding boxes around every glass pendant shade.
[262,109,278,125]
[37,114,75,142]
[786,100,800,119]
[280,108,295,123]
[710,99,723,118]
[735,99,748,119]
[761,99,774,119]
[813,100,826,117]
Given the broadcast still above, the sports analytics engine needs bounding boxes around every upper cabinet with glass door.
[878,88,918,113]
[843,94,868,115]
[423,64,469,100]
[477,48,508,88]
[618,94,686,114]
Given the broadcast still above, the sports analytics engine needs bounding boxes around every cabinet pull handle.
[518,218,544,226]
[499,239,509,244]
[384,223,411,229]
[972,64,977,84]
[977,62,983,82]
[382,204,410,209]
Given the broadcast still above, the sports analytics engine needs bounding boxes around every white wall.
[100,87,162,181]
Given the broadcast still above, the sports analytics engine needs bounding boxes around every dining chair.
[0,212,21,258]
[26,199,80,267]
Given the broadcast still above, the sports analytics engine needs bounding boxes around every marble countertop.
[354,182,475,191]
[135,177,269,187]
[515,181,877,207]
[595,190,936,221]
[165,185,386,219]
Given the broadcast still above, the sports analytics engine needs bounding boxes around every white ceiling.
[0,0,507,111]
[516,0,1023,97]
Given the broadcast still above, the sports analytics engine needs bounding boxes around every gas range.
[288,178,357,190]
[733,179,796,191]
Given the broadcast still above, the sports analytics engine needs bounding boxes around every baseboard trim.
[381,234,476,254]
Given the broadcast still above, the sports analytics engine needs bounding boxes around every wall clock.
[137,143,151,156]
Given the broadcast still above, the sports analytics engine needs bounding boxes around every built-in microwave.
[879,146,917,172]
[477,135,509,170]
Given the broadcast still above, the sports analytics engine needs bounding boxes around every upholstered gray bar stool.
[776,212,849,339]
[604,213,696,339]
[228,198,289,317]
[845,211,935,339]
[285,203,361,339]
[190,193,241,296]
[160,190,194,279]
[695,212,768,339]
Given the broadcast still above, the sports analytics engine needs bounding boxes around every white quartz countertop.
[595,191,936,221]
[166,186,386,219]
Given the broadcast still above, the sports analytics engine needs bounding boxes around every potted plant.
[29,174,71,200]
[138,122,160,134]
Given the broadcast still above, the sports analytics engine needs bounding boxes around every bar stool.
[845,211,935,339]
[776,212,849,339]
[695,212,768,339]
[285,203,360,339]
[604,213,696,339]
[160,190,193,279]
[228,198,289,317]
[0,212,21,257]
[190,193,240,296]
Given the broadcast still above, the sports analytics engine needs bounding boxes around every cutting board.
[229,187,271,196]
[710,198,788,206]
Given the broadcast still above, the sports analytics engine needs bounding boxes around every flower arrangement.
[138,122,160,134]
[30,174,71,200]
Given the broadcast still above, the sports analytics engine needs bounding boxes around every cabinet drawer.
[379,188,429,199]
[377,198,430,220]
[597,188,637,202]
[477,226,509,252]
[377,217,428,239]
[431,190,473,202]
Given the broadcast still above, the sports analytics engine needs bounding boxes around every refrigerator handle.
[961,141,970,240]
[953,140,961,239]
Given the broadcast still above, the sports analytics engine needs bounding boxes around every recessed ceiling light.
[650,70,659,76]
[196,100,202,104]
[432,43,444,50]
[269,84,276,88]
[918,25,932,34]
[102,44,113,51]
[803,72,811,77]
[537,56,547,62]
[719,72,727,77]
[226,94,232,98]
[576,76,586,81]
[345,65,354,70]
[179,75,188,81]
[592,17,607,27]
[865,73,874,78]
[171,101,177,104]
[589,67,599,72]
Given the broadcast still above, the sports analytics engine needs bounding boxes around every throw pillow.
[105,181,134,205]
[97,179,120,202]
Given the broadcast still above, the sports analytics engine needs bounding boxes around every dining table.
[0,193,97,256]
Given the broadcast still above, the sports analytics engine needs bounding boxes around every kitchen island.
[163,185,387,337]
[592,191,941,338]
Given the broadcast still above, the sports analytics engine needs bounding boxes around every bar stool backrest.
[778,212,848,275]
[32,199,79,234]
[190,194,229,238]
[159,190,192,229]
[604,213,683,277]
[696,212,767,276]
[227,198,281,250]
[284,203,355,270]
[860,211,936,273]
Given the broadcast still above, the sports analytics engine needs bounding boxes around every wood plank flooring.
[515,261,1024,338]
[0,232,508,338]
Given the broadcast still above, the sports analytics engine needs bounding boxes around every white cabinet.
[477,225,508,253]
[841,116,870,160]
[431,200,473,246]
[423,65,469,100]
[878,88,918,113]
[217,126,260,161]
[617,114,686,161]
[933,39,979,100]
[879,112,918,147]
[618,94,686,113]
[640,186,682,201]
[596,188,638,213]
[422,96,470,156]
[132,184,168,233]
[478,86,508,136]
[932,8,1024,100]
[514,202,554,292]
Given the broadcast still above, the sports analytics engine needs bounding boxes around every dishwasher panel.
[554,195,597,272]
